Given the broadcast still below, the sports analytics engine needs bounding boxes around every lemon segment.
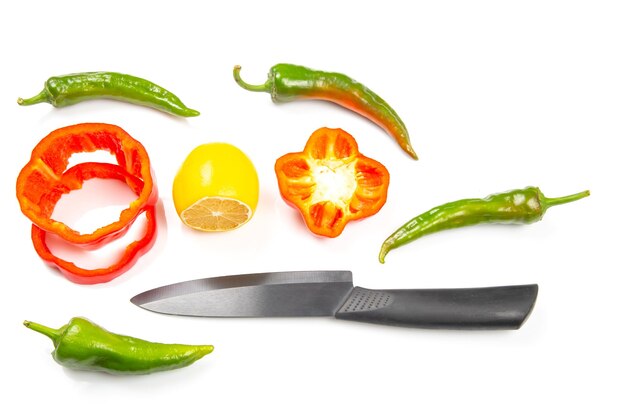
[180,197,252,231]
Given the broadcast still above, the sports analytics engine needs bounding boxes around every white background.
[1,1,624,416]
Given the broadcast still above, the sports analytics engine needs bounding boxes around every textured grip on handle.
[335,284,538,330]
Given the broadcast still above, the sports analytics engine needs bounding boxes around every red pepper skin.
[275,127,390,238]
[16,123,156,247]
[31,207,157,285]
[29,163,158,285]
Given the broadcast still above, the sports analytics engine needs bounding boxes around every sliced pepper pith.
[275,127,390,238]
[16,123,156,247]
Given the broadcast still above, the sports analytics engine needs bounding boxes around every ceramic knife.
[131,270,538,329]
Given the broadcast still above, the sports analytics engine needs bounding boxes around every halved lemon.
[172,143,259,231]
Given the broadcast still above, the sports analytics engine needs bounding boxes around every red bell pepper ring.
[275,127,390,238]
[29,162,157,284]
[16,123,157,247]
[31,208,156,284]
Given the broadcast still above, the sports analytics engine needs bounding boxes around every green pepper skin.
[18,72,200,117]
[24,317,213,375]
[379,187,590,263]
[233,64,416,160]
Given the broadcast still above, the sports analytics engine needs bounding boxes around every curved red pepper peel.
[16,123,156,247]
[275,127,390,238]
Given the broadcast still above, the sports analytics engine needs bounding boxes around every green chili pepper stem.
[233,65,271,93]
[17,90,49,106]
[23,320,62,343]
[543,190,590,209]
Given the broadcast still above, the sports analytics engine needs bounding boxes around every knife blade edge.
[130,270,353,309]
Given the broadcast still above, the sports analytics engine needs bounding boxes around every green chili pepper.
[24,317,213,375]
[18,72,200,117]
[233,63,417,160]
[379,186,590,263]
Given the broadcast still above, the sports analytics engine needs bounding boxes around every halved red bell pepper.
[16,123,157,247]
[275,127,390,238]
[30,162,158,284]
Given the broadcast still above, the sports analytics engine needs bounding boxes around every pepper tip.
[405,144,418,160]
[379,241,394,263]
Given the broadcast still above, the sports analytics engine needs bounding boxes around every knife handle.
[334,284,538,330]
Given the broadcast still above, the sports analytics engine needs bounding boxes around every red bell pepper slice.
[29,162,157,284]
[16,123,157,247]
[275,127,390,238]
